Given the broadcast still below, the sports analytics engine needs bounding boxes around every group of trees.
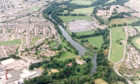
[106,0,129,6]
[0,54,20,61]
[93,7,105,24]
[128,34,140,52]
[25,56,93,84]
[94,52,128,84]
[108,12,131,22]
[57,13,87,16]
[72,29,109,50]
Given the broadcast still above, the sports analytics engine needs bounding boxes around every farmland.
[59,16,92,23]
[75,30,95,37]
[71,7,94,15]
[110,27,125,62]
[70,0,95,5]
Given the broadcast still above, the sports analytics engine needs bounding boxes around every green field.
[109,18,138,26]
[106,0,116,4]
[71,7,94,15]
[110,27,125,62]
[75,30,95,37]
[0,39,21,46]
[48,41,59,48]
[132,37,140,49]
[31,36,42,46]
[29,6,40,11]
[70,0,93,5]
[57,52,77,61]
[135,26,140,32]
[80,36,103,50]
[59,16,92,23]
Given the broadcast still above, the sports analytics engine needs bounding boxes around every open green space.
[48,41,59,48]
[132,37,140,49]
[31,36,42,46]
[109,18,138,26]
[29,6,40,11]
[70,0,94,5]
[57,52,77,61]
[106,0,116,4]
[71,7,94,15]
[135,26,140,32]
[79,36,103,50]
[0,39,21,46]
[59,16,92,23]
[110,27,125,62]
[134,81,140,84]
[75,30,95,37]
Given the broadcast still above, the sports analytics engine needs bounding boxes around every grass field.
[109,18,138,26]
[135,26,140,32]
[59,16,92,23]
[0,39,21,46]
[75,30,95,37]
[29,6,40,11]
[57,52,77,61]
[132,37,140,49]
[31,36,42,45]
[49,41,59,48]
[106,0,116,4]
[110,27,125,62]
[70,0,94,5]
[80,36,103,50]
[71,7,94,15]
[94,78,108,84]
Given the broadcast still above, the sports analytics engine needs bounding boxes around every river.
[58,25,87,56]
[49,14,97,75]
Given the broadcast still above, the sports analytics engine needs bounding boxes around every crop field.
[132,37,140,49]
[70,0,95,5]
[71,7,94,15]
[75,30,95,37]
[59,16,92,23]
[0,39,21,46]
[110,27,125,62]
[79,36,103,50]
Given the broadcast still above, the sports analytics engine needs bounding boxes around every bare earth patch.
[68,20,95,32]
[50,69,59,73]
[94,78,108,84]
[75,56,85,65]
